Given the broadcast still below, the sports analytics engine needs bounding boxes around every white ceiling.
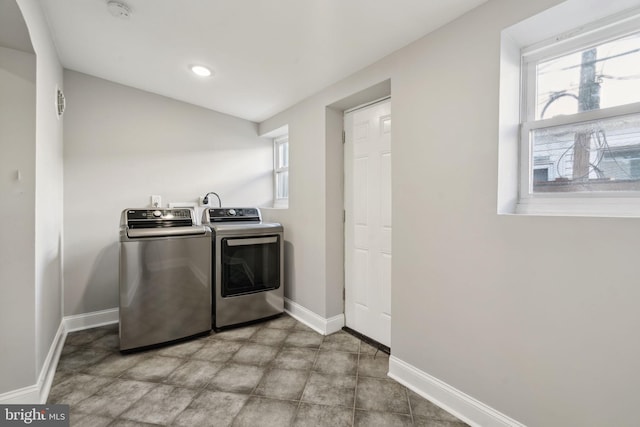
[40,0,486,122]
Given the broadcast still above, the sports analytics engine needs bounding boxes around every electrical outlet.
[199,196,208,206]
[151,195,162,208]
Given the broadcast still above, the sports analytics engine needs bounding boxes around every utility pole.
[573,48,601,181]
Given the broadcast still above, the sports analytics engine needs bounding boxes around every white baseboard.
[38,322,66,403]
[0,383,40,404]
[284,298,345,335]
[388,356,525,427]
[1,303,339,405]
[0,322,66,405]
[325,314,345,334]
[63,307,119,332]
[0,308,120,405]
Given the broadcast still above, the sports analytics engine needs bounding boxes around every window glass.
[535,32,640,120]
[531,113,640,192]
[525,27,640,196]
[277,141,289,169]
[274,135,289,203]
[276,170,289,199]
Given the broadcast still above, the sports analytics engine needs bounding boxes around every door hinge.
[342,131,346,144]
[343,288,345,300]
[343,210,346,223]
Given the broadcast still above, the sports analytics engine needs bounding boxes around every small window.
[518,14,640,211]
[274,135,289,205]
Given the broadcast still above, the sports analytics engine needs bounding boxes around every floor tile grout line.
[248,325,306,424]
[405,385,415,424]
[60,318,463,426]
[222,323,298,427]
[290,332,324,426]
[97,375,160,424]
[352,339,361,427]
[66,329,234,424]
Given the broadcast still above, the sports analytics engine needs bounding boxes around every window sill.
[268,200,289,210]
[514,197,640,218]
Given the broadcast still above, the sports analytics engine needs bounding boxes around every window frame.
[516,12,640,215]
[273,134,289,207]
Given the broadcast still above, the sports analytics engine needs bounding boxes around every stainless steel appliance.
[202,208,284,329]
[119,208,211,351]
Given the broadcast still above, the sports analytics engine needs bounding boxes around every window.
[274,135,289,206]
[509,8,640,216]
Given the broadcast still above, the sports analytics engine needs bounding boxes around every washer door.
[220,235,280,297]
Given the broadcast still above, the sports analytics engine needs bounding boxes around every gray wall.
[0,45,36,394]
[63,71,273,316]
[0,0,64,396]
[26,0,65,378]
[259,0,640,425]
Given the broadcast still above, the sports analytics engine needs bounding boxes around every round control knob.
[152,210,162,218]
[227,209,236,216]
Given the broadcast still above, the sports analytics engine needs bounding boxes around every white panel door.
[344,99,391,347]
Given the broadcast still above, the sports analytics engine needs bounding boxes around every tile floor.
[48,314,469,426]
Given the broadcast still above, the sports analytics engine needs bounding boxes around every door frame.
[343,96,392,348]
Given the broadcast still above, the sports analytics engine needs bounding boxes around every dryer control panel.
[204,208,261,223]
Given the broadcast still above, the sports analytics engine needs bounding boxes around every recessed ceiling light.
[190,65,212,77]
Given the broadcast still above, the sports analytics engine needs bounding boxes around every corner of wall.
[0,321,65,405]
[17,0,66,384]
[284,297,344,335]
[388,356,526,427]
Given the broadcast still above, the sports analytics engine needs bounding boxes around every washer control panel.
[125,209,194,228]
